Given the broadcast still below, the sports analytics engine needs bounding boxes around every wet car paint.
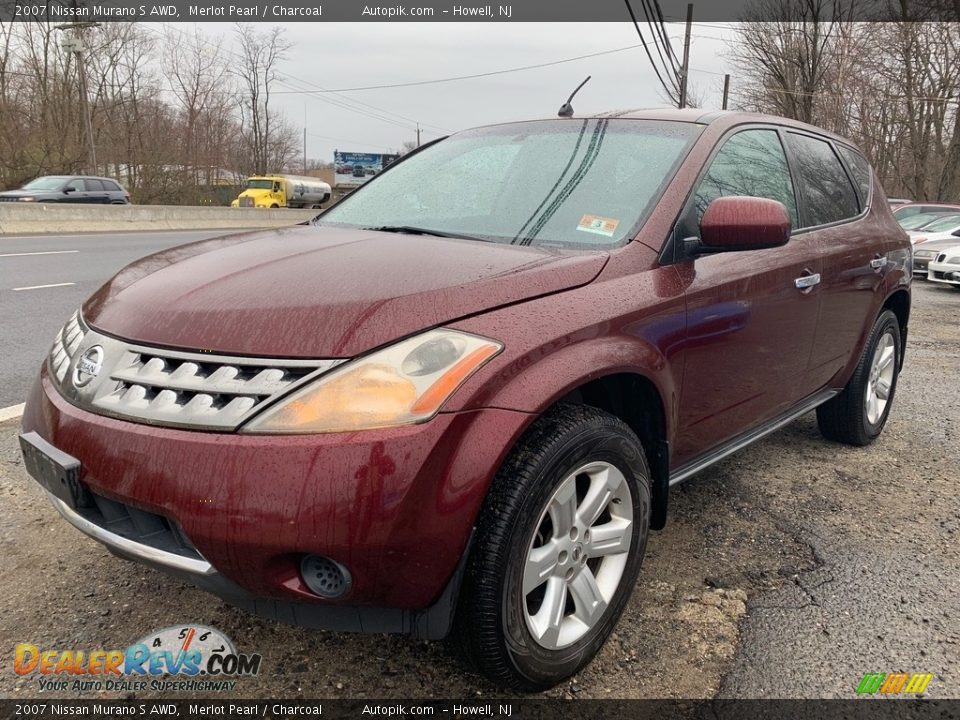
[21,109,911,618]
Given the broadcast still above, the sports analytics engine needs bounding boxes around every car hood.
[915,238,960,252]
[0,189,42,198]
[83,225,608,357]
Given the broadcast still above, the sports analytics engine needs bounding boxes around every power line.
[128,18,449,136]
[623,0,681,103]
[272,44,654,94]
[652,0,683,67]
[639,0,681,81]
[643,0,683,75]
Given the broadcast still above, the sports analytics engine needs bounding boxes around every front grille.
[48,313,345,430]
[50,311,85,383]
[933,271,946,279]
[937,254,948,263]
[80,489,202,561]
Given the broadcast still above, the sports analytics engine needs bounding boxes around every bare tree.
[232,24,297,175]
[728,1,960,201]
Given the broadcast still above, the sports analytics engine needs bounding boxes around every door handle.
[870,255,888,270]
[795,273,821,290]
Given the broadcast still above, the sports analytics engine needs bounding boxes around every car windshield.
[21,176,69,190]
[900,213,940,230]
[318,119,702,248]
[247,179,274,190]
[919,215,960,232]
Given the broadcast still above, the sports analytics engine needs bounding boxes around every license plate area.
[19,432,88,510]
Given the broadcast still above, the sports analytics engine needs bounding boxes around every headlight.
[241,329,502,434]
[17,196,36,202]
[915,250,935,258]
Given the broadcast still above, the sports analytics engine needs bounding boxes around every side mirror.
[62,186,75,194]
[697,196,791,253]
[951,229,960,237]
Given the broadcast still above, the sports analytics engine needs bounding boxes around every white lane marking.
[0,403,25,422]
[12,282,76,291]
[0,250,79,258]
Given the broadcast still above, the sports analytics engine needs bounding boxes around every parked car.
[19,109,910,691]
[893,202,960,227]
[907,214,960,246]
[0,175,130,204]
[927,245,960,289]
[899,212,949,231]
[914,237,960,276]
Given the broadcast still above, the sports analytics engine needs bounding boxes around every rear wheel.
[454,403,650,691]
[270,203,279,208]
[817,309,901,446]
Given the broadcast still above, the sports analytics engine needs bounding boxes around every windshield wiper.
[365,225,496,243]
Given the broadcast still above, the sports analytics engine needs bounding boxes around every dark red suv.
[20,109,910,690]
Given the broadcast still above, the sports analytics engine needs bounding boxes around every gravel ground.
[0,281,957,700]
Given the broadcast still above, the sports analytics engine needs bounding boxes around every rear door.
[784,133,884,389]
[673,127,823,465]
[83,178,110,204]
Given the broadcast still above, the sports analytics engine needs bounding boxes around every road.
[0,230,239,408]
[0,280,957,699]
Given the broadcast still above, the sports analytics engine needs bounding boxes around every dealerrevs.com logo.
[14,625,262,693]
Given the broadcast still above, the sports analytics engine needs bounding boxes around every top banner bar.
[1,0,958,22]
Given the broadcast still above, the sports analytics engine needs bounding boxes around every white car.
[908,214,960,245]
[928,244,960,289]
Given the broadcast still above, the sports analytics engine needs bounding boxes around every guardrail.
[0,204,320,235]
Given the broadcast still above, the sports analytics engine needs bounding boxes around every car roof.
[471,109,863,150]
[896,202,960,209]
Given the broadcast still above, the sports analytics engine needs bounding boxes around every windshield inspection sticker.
[577,214,620,237]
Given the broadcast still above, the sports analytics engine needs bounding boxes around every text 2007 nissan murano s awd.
[20,109,910,690]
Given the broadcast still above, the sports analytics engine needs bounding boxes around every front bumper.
[21,368,532,636]
[928,261,960,286]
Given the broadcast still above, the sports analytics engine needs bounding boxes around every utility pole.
[416,123,421,148]
[679,3,693,109]
[56,22,99,175]
[303,104,307,174]
[722,73,730,110]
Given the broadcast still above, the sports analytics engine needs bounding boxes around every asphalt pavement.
[0,229,242,408]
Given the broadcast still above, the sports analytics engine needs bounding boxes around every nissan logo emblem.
[73,345,104,388]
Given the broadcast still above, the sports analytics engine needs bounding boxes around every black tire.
[270,203,279,209]
[453,403,651,691]
[817,309,901,446]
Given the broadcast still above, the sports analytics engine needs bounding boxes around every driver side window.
[64,179,84,192]
[693,129,798,229]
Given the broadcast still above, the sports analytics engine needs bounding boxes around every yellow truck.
[231,174,332,209]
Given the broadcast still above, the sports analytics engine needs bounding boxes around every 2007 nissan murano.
[20,109,911,690]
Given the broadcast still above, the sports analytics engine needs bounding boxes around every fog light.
[301,555,352,598]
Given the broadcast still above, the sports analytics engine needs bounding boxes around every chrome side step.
[669,388,838,487]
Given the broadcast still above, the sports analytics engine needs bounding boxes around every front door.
[672,127,822,466]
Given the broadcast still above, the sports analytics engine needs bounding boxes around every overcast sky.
[188,22,736,163]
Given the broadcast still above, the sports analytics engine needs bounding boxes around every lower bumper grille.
[77,489,202,562]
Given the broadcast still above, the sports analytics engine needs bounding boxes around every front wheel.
[817,309,901,446]
[454,403,650,691]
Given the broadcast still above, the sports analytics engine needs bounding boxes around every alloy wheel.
[522,461,633,650]
[865,331,896,425]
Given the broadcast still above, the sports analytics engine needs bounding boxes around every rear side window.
[85,179,104,191]
[693,129,798,228]
[786,133,859,227]
[104,180,122,191]
[836,145,872,207]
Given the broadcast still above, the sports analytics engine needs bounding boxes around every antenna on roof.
[558,76,591,118]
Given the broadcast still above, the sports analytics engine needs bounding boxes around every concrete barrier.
[0,204,320,235]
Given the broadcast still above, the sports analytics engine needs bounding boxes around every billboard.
[333,152,400,188]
